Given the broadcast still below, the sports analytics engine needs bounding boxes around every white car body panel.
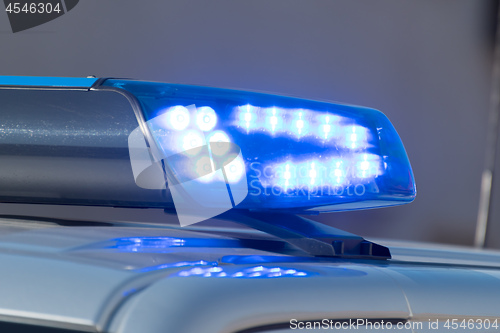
[0,220,498,333]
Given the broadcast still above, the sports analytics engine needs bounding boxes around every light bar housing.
[106,79,416,213]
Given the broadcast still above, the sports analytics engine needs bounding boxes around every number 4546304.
[5,2,61,14]
[444,319,499,330]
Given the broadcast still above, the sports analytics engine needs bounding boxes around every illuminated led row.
[236,105,370,148]
[112,237,186,252]
[154,115,244,183]
[271,153,381,190]
[176,265,309,278]
[179,130,231,153]
[162,105,218,132]
[193,155,245,183]
[174,129,245,183]
[156,129,232,159]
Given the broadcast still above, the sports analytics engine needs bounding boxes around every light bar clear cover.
[106,79,416,213]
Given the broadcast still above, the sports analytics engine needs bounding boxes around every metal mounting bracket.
[218,210,391,260]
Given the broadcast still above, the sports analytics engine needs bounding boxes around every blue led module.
[107,79,416,213]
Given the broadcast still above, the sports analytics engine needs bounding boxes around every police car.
[0,76,498,333]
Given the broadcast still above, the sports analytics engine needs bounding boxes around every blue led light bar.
[107,79,416,213]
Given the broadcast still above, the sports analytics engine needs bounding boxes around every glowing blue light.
[264,107,283,134]
[109,237,243,252]
[145,261,214,273]
[209,267,223,273]
[239,104,257,131]
[354,153,381,178]
[270,156,383,190]
[274,162,297,190]
[181,130,205,152]
[292,110,309,137]
[273,160,332,190]
[244,112,252,122]
[330,159,346,185]
[108,78,416,212]
[194,156,215,181]
[224,157,245,182]
[274,162,298,189]
[173,265,312,278]
[196,106,217,131]
[343,125,369,149]
[235,106,364,145]
[283,163,293,189]
[308,162,317,186]
[138,260,217,273]
[208,130,231,156]
[322,120,331,139]
[299,160,325,188]
[165,105,190,130]
[318,114,341,140]
[111,237,186,252]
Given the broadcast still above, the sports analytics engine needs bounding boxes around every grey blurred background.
[0,0,498,247]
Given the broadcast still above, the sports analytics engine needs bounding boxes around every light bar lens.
[196,106,217,131]
[165,105,190,131]
[107,80,416,212]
